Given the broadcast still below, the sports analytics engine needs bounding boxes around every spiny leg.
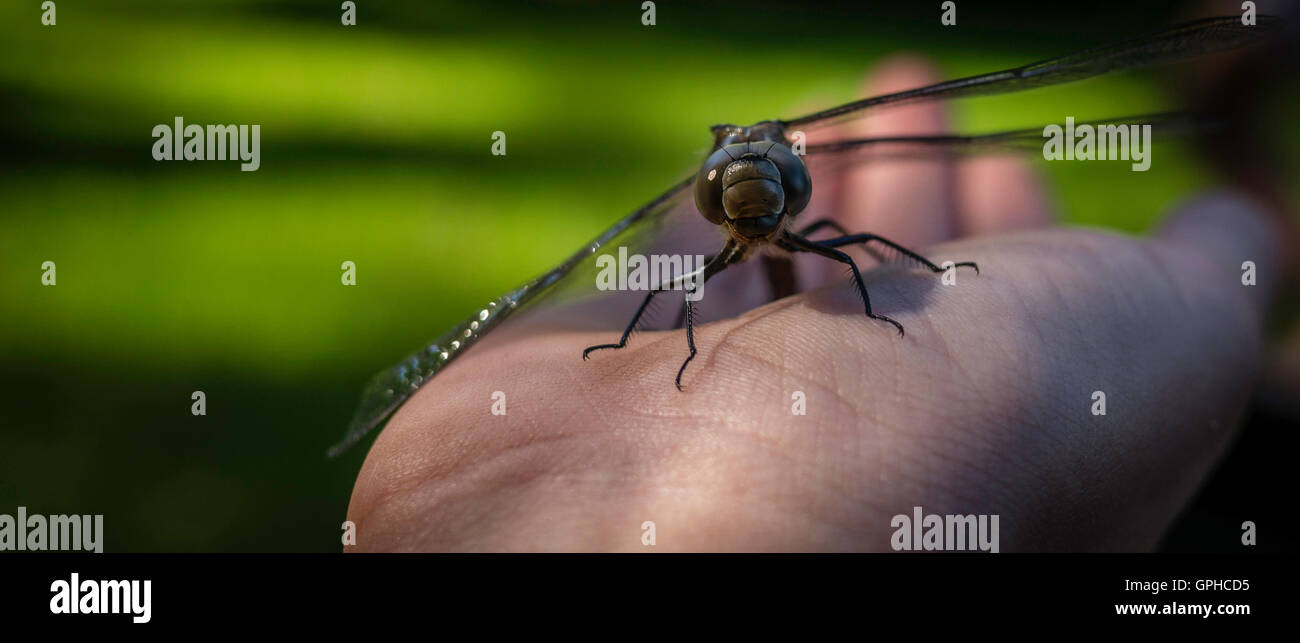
[675,292,697,391]
[582,290,658,359]
[796,218,850,239]
[673,242,742,389]
[585,240,736,362]
[818,232,979,275]
[796,220,977,277]
[782,231,905,336]
[671,251,717,329]
[672,249,790,329]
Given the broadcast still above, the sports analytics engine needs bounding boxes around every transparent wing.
[804,112,1218,158]
[793,111,1221,272]
[329,176,705,457]
[783,15,1283,129]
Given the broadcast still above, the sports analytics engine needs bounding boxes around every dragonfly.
[329,14,1283,457]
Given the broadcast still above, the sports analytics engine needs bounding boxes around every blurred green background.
[1,0,1294,551]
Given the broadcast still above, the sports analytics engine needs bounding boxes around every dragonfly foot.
[674,353,695,391]
[582,343,623,360]
[870,312,905,337]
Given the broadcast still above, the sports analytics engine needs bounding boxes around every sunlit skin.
[344,58,1281,552]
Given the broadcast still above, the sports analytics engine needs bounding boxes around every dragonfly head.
[694,141,811,242]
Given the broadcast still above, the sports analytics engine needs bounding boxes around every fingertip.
[1154,190,1284,321]
[861,56,945,101]
[855,54,949,138]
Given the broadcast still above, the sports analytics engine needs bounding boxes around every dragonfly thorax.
[694,139,811,242]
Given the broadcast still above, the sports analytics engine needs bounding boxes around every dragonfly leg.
[795,218,850,239]
[586,240,739,363]
[671,251,719,329]
[817,233,979,275]
[782,231,905,337]
[670,252,789,387]
[673,242,742,389]
[672,299,687,330]
[582,290,658,359]
[675,293,697,391]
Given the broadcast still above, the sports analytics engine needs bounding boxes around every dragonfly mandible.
[329,14,1282,457]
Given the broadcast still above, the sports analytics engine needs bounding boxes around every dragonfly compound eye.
[693,141,811,232]
[694,145,738,225]
[764,142,811,217]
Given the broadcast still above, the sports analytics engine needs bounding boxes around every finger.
[1153,190,1281,324]
[956,155,1056,236]
[831,55,958,247]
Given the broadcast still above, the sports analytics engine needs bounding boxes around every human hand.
[344,58,1281,552]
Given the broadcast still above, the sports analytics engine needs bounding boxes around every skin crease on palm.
[344,57,1282,552]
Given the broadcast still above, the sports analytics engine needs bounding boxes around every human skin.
[344,58,1281,552]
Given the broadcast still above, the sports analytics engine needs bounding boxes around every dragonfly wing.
[329,176,699,458]
[789,111,1221,272]
[329,285,530,458]
[784,15,1282,129]
[803,112,1221,159]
